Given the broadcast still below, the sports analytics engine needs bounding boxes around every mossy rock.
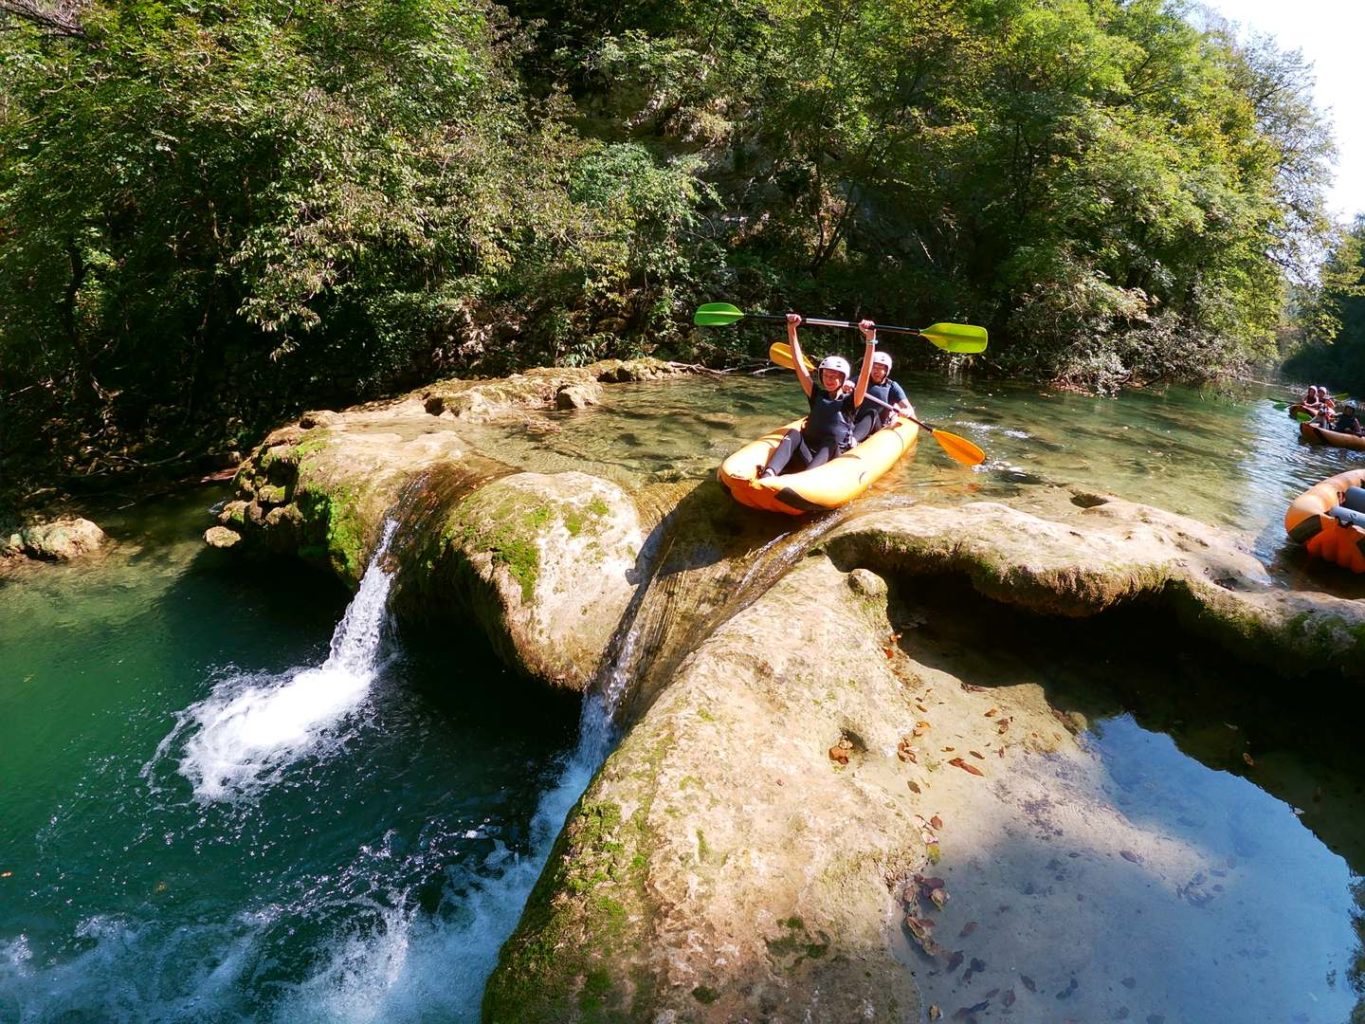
[418,471,644,690]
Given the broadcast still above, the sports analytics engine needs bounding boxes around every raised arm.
[789,314,813,397]
[852,320,876,407]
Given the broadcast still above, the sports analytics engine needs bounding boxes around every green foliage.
[1284,218,1365,390]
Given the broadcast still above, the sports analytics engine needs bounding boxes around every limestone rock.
[299,410,341,429]
[847,566,887,599]
[17,518,106,561]
[419,358,691,423]
[487,555,926,1023]
[204,526,242,549]
[554,381,603,410]
[825,496,1365,675]
[420,471,644,691]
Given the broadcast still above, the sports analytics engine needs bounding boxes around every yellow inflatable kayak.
[717,417,919,515]
[1285,468,1365,573]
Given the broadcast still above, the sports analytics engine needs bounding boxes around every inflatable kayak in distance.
[1299,421,1365,451]
[718,418,919,515]
[1287,403,1310,419]
[1285,468,1365,573]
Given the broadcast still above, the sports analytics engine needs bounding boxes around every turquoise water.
[3,379,1365,1022]
[0,491,579,1023]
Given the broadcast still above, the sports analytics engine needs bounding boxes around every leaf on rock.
[959,921,978,938]
[949,757,984,777]
[930,814,944,830]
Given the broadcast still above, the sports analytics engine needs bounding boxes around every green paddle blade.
[920,322,988,354]
[694,302,746,326]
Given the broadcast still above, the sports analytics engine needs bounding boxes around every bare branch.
[0,1,87,38]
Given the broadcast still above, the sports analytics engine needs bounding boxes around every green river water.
[2,376,1364,1023]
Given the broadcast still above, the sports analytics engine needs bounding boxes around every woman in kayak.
[758,314,875,478]
[851,350,914,442]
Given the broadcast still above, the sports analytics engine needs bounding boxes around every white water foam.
[153,521,398,802]
[269,653,630,1023]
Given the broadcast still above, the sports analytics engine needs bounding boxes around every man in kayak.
[851,350,914,443]
[758,314,875,478]
[1333,401,1362,436]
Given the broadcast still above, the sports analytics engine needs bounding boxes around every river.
[2,376,1362,1022]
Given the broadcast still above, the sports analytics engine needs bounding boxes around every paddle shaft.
[744,311,930,338]
[858,391,951,434]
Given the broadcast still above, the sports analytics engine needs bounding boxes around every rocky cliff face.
[203,361,1365,1022]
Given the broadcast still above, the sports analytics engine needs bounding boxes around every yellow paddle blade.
[768,341,814,371]
[928,427,985,466]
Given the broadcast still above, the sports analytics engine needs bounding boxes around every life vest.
[804,385,855,449]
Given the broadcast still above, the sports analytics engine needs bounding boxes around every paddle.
[696,302,989,355]
[768,342,986,466]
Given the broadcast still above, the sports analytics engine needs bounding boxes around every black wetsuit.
[765,384,857,476]
[852,377,908,442]
[1334,412,1361,435]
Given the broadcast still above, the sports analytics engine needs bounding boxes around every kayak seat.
[1328,505,1365,528]
[1342,486,1365,512]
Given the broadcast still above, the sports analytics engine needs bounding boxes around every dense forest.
[1284,216,1365,390]
[0,0,1341,502]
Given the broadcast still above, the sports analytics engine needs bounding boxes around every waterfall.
[150,521,399,803]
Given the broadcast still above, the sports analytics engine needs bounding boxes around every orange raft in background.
[1284,468,1365,573]
[1299,421,1365,451]
[717,417,919,515]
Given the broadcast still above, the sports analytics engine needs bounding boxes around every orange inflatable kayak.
[1299,421,1365,450]
[1284,468,1365,572]
[717,417,919,515]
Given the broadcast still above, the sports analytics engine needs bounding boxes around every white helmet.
[817,355,850,379]
[871,351,893,370]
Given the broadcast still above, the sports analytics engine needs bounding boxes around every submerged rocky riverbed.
[187,359,1365,1023]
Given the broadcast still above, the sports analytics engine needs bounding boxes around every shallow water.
[456,373,1364,569]
[4,377,1365,1021]
[892,581,1365,1024]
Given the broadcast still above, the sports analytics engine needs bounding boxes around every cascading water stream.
[148,521,400,802]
